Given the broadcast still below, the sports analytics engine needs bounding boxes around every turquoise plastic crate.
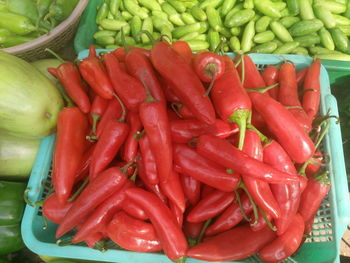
[22,53,350,263]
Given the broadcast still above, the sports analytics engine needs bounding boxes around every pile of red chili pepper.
[41,40,332,263]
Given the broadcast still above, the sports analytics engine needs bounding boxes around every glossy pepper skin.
[52,107,89,204]
[180,173,201,206]
[0,181,26,255]
[236,55,266,89]
[42,192,73,224]
[187,224,276,261]
[261,65,279,99]
[192,51,226,83]
[138,135,159,185]
[196,134,300,184]
[107,211,162,252]
[249,91,315,163]
[125,188,188,261]
[151,41,216,126]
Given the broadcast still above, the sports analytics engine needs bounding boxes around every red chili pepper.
[177,104,196,119]
[263,139,301,236]
[160,76,181,103]
[184,221,204,238]
[174,143,240,192]
[296,67,308,87]
[84,232,104,249]
[180,173,201,206]
[251,107,268,133]
[236,55,266,89]
[261,65,279,100]
[242,129,281,220]
[90,95,109,136]
[104,53,147,112]
[78,45,114,99]
[89,119,129,179]
[139,95,173,183]
[125,50,166,105]
[55,167,128,238]
[72,181,132,244]
[192,51,225,83]
[258,213,305,263]
[169,200,184,227]
[278,62,312,132]
[112,46,151,62]
[171,40,193,65]
[210,68,252,150]
[125,188,188,261]
[151,41,216,125]
[42,193,73,224]
[187,224,276,261]
[121,112,142,162]
[249,91,315,163]
[52,107,89,204]
[106,211,162,252]
[305,151,323,178]
[302,59,321,120]
[201,184,216,199]
[48,63,91,113]
[138,134,159,185]
[137,158,167,203]
[122,199,148,220]
[74,144,96,183]
[298,171,330,223]
[196,134,300,184]
[96,98,122,138]
[222,54,235,73]
[187,190,235,223]
[205,194,253,236]
[160,170,186,213]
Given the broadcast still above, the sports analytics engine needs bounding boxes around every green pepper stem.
[174,257,187,263]
[197,218,212,243]
[240,54,245,86]
[214,37,226,55]
[44,48,65,63]
[204,70,217,96]
[315,120,331,150]
[260,208,277,231]
[129,167,138,183]
[229,109,250,150]
[94,240,107,252]
[121,27,130,53]
[246,83,278,93]
[234,189,251,222]
[247,124,270,145]
[238,181,259,225]
[91,113,100,136]
[138,30,156,45]
[23,188,43,207]
[133,129,146,141]
[113,93,127,122]
[121,155,140,176]
[68,178,89,202]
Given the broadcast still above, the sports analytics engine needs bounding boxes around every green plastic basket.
[73,0,350,86]
[22,53,350,263]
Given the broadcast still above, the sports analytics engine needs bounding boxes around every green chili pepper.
[270,20,293,42]
[241,20,255,52]
[36,0,54,27]
[46,0,79,23]
[7,0,38,24]
[190,6,207,21]
[0,11,36,35]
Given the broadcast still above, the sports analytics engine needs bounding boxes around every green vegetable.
[167,0,186,13]
[7,0,38,24]
[255,16,271,33]
[330,27,350,53]
[0,29,12,44]
[179,31,199,41]
[224,8,255,27]
[186,39,209,50]
[96,2,109,24]
[294,33,321,47]
[110,0,122,15]
[338,25,350,35]
[252,41,278,53]
[289,19,324,36]
[0,51,63,138]
[230,27,241,36]
[198,0,223,9]
[124,0,148,19]
[319,27,335,50]
[141,17,153,43]
[314,0,346,14]
[299,0,315,20]
[279,16,300,28]
[190,6,207,21]
[244,0,254,9]
[241,20,255,52]
[291,46,309,55]
[130,16,142,42]
[206,6,223,32]
[169,13,185,26]
[181,12,196,24]
[172,22,201,38]
[286,0,299,16]
[0,11,36,35]
[229,36,241,51]
[334,14,350,26]
[100,19,128,31]
[253,30,275,43]
[0,181,26,255]
[254,0,281,18]
[314,52,350,60]
[221,0,237,16]
[139,0,161,11]
[273,41,300,53]
[208,29,220,50]
[270,20,293,42]
[31,58,61,84]
[46,0,79,24]
[161,2,178,16]
[1,35,36,48]
[313,4,335,29]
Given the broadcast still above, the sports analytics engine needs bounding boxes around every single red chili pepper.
[89,118,129,179]
[261,65,279,100]
[200,184,216,199]
[104,53,147,112]
[302,59,321,120]
[304,211,316,236]
[95,98,123,138]
[249,210,273,232]
[48,63,91,113]
[160,170,186,213]
[56,166,128,238]
[213,119,239,139]
[222,54,235,73]
[42,193,73,224]
[258,213,305,263]
[112,46,151,62]
[125,187,188,261]
[122,199,148,220]
[137,157,167,203]
[187,224,276,261]
[138,134,159,185]
[196,134,300,184]
[180,173,201,206]
[210,68,252,150]
[72,181,132,244]
[298,171,330,223]
[192,51,225,83]
[139,93,173,183]
[205,194,253,236]
[74,144,96,183]
[236,54,266,89]
[174,143,240,192]
[78,45,114,99]
[278,62,312,132]
[171,40,193,65]
[187,190,235,223]
[151,41,216,125]
[263,139,302,236]
[125,50,166,105]
[251,107,268,134]
[121,112,142,162]
[84,232,105,249]
[89,95,109,136]
[160,76,181,103]
[52,107,89,204]
[249,91,315,163]
[296,67,308,87]
[242,129,281,220]
[170,200,184,227]
[107,211,162,252]
[184,221,204,238]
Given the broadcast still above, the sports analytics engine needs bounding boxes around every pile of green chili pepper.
[93,0,350,61]
[0,0,79,48]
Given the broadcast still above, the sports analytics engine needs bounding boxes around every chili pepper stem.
[229,109,250,150]
[174,256,187,263]
[56,84,75,108]
[234,190,251,222]
[23,188,44,207]
[204,71,217,96]
[133,129,146,141]
[56,237,73,247]
[138,30,156,45]
[94,240,107,252]
[247,83,278,93]
[247,124,270,145]
[44,48,65,63]
[129,167,138,183]
[314,120,331,150]
[68,178,90,202]
[120,27,130,54]
[113,93,127,122]
[91,114,100,136]
[260,208,277,231]
[238,182,259,225]
[197,218,212,244]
